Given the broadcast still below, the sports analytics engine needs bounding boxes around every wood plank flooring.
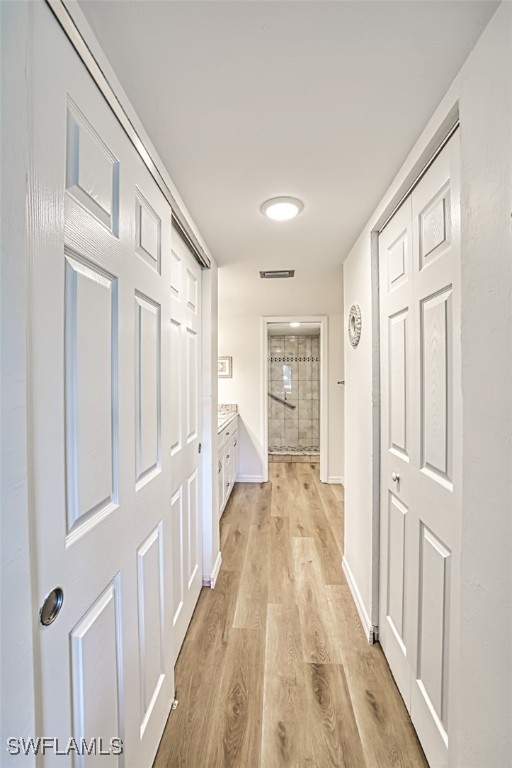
[154,462,428,768]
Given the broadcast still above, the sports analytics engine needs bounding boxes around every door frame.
[261,315,329,484]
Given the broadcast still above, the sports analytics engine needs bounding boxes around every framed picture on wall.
[218,356,232,378]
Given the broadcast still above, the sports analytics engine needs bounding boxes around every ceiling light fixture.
[261,196,304,221]
[290,322,301,328]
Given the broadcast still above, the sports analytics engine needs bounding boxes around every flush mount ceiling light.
[290,322,301,328]
[261,196,304,221]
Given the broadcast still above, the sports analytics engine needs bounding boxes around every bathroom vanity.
[218,406,239,517]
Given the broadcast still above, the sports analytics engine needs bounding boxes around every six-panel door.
[379,134,461,768]
[169,232,203,665]
[30,4,202,766]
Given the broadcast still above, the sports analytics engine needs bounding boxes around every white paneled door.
[169,232,203,665]
[379,134,461,768]
[29,4,202,766]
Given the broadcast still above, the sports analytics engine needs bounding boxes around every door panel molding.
[46,0,211,269]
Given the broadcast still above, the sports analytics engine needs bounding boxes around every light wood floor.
[154,462,428,768]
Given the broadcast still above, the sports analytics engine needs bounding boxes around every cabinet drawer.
[224,439,236,464]
[218,418,237,450]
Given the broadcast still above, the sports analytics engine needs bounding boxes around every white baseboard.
[210,551,222,588]
[327,475,344,485]
[342,556,378,644]
[202,551,222,589]
[236,475,264,483]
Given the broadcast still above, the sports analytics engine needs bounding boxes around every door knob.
[40,587,64,626]
[391,472,400,483]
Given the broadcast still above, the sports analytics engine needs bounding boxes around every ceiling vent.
[259,269,295,279]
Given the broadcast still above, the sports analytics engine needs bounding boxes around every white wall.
[342,3,511,765]
[458,9,512,764]
[342,239,376,624]
[218,264,344,483]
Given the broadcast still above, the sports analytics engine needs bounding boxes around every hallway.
[154,463,427,767]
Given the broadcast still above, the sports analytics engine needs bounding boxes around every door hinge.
[198,442,202,454]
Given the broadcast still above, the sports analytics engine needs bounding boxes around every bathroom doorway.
[262,316,328,483]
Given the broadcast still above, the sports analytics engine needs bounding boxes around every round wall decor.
[348,304,362,348]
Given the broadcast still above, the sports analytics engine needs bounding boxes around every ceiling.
[268,322,321,337]
[78,0,497,269]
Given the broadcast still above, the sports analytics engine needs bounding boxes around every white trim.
[342,556,377,644]
[202,551,222,589]
[261,322,269,483]
[328,476,344,485]
[237,475,265,483]
[262,315,329,484]
[319,318,329,484]
[200,264,219,598]
[210,551,222,588]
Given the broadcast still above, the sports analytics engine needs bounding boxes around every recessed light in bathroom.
[290,322,301,328]
[261,196,303,221]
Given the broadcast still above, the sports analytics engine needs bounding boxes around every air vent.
[259,270,295,279]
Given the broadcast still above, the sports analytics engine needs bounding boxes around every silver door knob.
[40,587,64,626]
[391,472,400,483]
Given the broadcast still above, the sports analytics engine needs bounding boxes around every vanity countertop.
[217,404,238,434]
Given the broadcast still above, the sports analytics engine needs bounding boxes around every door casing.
[261,315,329,484]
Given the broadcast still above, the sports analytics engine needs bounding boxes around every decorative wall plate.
[348,304,362,348]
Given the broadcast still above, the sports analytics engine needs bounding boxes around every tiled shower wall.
[268,334,320,453]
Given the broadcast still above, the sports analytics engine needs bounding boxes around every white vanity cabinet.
[218,415,239,517]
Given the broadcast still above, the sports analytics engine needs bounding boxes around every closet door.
[28,4,201,765]
[378,198,415,705]
[379,135,461,768]
[169,231,203,665]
